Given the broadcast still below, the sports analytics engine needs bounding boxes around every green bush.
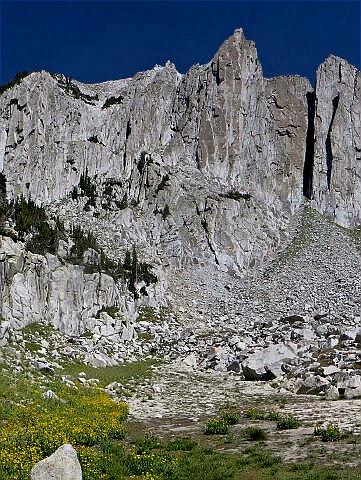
[243,427,268,441]
[102,95,123,109]
[276,415,302,430]
[71,168,97,209]
[59,77,98,103]
[162,204,171,220]
[122,245,157,298]
[204,417,230,435]
[26,219,65,255]
[220,410,240,426]
[68,225,99,260]
[0,173,10,232]
[12,195,47,237]
[220,190,252,201]
[2,194,65,255]
[314,423,343,442]
[243,446,281,468]
[134,432,160,454]
[137,151,152,174]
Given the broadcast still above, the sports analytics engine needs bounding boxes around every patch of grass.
[137,306,170,324]
[242,445,281,468]
[137,306,159,323]
[314,423,343,442]
[204,406,241,436]
[23,340,42,353]
[276,415,302,430]
[219,409,240,426]
[264,205,318,276]
[164,437,197,451]
[99,441,240,480]
[243,427,268,441]
[133,432,161,454]
[204,417,230,435]
[61,359,159,387]
[2,371,361,480]
[21,322,55,337]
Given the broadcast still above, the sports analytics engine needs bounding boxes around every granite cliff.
[0,28,360,338]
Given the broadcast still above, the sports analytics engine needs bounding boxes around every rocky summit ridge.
[0,28,360,397]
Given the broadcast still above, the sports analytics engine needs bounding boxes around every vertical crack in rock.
[325,94,340,190]
[201,218,220,266]
[303,91,316,199]
[195,203,220,265]
[122,119,132,169]
[195,145,201,170]
[212,58,223,87]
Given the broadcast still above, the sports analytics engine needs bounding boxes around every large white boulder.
[30,444,82,480]
[241,343,298,380]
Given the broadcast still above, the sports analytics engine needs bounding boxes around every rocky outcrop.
[30,444,82,480]
[241,343,298,380]
[0,28,359,337]
[0,29,312,275]
[312,55,361,226]
[0,235,134,334]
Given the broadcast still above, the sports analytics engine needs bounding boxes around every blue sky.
[1,1,360,85]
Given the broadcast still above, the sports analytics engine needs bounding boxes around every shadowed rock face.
[0,29,360,332]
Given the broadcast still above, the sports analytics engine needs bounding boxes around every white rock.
[30,444,82,480]
[322,365,340,376]
[242,343,298,380]
[41,390,60,400]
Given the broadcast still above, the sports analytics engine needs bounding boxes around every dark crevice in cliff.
[195,148,201,170]
[325,94,340,190]
[195,204,220,265]
[201,219,220,265]
[122,119,132,169]
[212,59,223,87]
[303,91,316,199]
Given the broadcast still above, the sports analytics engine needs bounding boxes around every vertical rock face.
[0,65,181,203]
[312,56,361,226]
[0,29,312,274]
[0,236,133,334]
[0,28,359,333]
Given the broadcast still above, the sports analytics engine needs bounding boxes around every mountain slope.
[0,28,360,336]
